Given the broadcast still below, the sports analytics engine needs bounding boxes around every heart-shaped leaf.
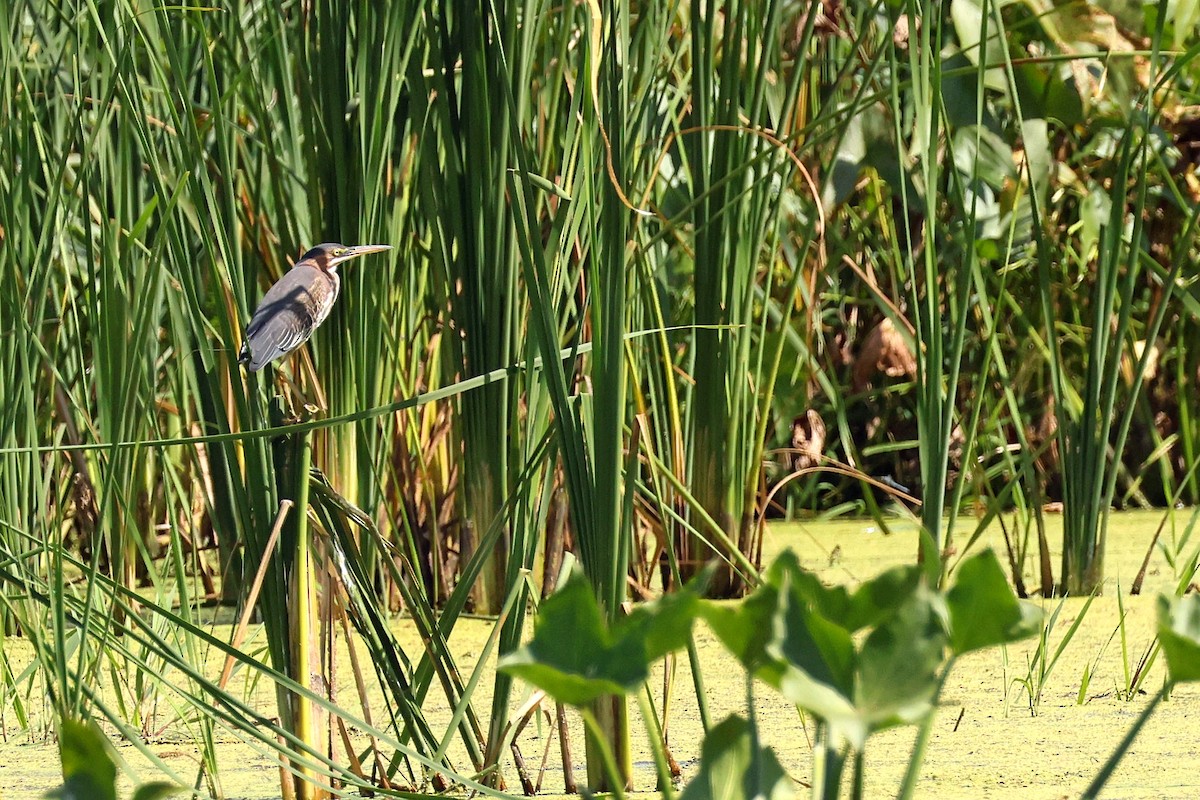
[1157,594,1200,685]
[679,715,797,800]
[854,585,947,733]
[499,568,700,705]
[946,550,1043,655]
[46,719,117,800]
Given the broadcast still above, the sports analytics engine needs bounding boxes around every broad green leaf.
[1022,118,1052,203]
[497,571,641,705]
[766,550,919,632]
[679,716,797,800]
[775,661,864,748]
[491,660,630,709]
[1012,63,1083,127]
[45,719,117,800]
[822,106,896,209]
[765,551,852,620]
[950,0,1009,92]
[952,126,1016,190]
[705,558,859,735]
[1078,182,1111,261]
[1157,595,1200,684]
[771,582,856,696]
[763,556,864,744]
[940,50,993,129]
[1168,0,1200,49]
[946,550,1043,655]
[620,585,700,663]
[854,586,947,733]
[845,565,923,631]
[823,107,869,210]
[499,569,700,706]
[863,135,920,207]
[701,587,781,673]
[131,784,183,800]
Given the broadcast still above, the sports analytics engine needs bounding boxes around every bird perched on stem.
[238,242,391,371]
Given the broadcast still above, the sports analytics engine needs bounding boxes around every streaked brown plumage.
[238,242,391,371]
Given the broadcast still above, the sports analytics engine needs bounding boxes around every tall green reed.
[501,0,634,783]
[1027,3,1189,594]
[680,0,810,596]
[6,0,1200,796]
[3,2,504,795]
[412,0,536,617]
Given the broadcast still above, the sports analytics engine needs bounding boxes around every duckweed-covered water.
[1,511,1197,798]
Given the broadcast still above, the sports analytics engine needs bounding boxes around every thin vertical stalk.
[289,422,321,800]
[897,656,955,799]
[811,721,846,800]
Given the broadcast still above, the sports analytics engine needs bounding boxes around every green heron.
[238,242,391,371]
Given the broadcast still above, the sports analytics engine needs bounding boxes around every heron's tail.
[237,340,251,367]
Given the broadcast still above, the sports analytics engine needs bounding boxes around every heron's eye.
[334,249,347,256]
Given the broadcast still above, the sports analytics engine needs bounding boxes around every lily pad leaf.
[946,550,1043,655]
[1157,594,1200,685]
[679,715,797,800]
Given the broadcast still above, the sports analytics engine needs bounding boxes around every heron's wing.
[245,308,311,370]
[244,277,321,371]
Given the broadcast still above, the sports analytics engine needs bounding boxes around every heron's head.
[299,242,392,273]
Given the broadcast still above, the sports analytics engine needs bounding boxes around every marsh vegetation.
[4,1,1200,798]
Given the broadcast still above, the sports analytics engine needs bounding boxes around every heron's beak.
[332,244,392,266]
